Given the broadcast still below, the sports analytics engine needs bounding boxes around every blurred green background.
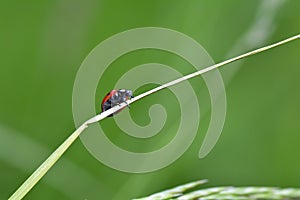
[1,0,300,199]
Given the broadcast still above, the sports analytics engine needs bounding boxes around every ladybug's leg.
[126,101,130,108]
[128,95,134,108]
[116,102,129,108]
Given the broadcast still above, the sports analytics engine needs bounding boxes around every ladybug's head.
[115,89,132,97]
[109,89,133,103]
[124,89,133,98]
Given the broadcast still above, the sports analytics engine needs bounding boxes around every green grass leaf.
[135,180,300,200]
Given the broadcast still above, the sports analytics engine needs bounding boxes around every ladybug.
[101,89,134,117]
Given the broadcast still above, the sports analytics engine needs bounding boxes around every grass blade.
[134,180,300,200]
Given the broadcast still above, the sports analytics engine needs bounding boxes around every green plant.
[134,180,300,200]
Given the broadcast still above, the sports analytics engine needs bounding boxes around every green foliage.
[135,180,300,200]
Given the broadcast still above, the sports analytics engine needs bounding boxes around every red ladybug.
[101,89,134,117]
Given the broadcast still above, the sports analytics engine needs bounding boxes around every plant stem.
[9,33,300,200]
